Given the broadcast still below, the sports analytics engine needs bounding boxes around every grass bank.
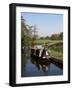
[35,39,63,61]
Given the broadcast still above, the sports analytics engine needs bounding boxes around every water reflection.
[31,57,51,72]
[21,53,63,77]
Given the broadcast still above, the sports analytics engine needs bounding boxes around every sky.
[21,12,63,37]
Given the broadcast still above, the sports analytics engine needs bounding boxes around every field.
[35,39,63,61]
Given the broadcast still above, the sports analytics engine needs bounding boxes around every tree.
[21,16,32,51]
[59,32,63,40]
[50,32,63,40]
[45,36,50,39]
[31,25,38,46]
[40,37,44,39]
[21,16,38,51]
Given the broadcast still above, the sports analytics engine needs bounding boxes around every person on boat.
[41,43,49,59]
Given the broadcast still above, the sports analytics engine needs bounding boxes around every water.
[21,54,63,77]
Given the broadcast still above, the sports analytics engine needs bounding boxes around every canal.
[21,53,63,77]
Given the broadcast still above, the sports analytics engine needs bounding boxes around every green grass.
[48,49,63,60]
[34,39,63,61]
[35,39,63,45]
[49,46,63,53]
